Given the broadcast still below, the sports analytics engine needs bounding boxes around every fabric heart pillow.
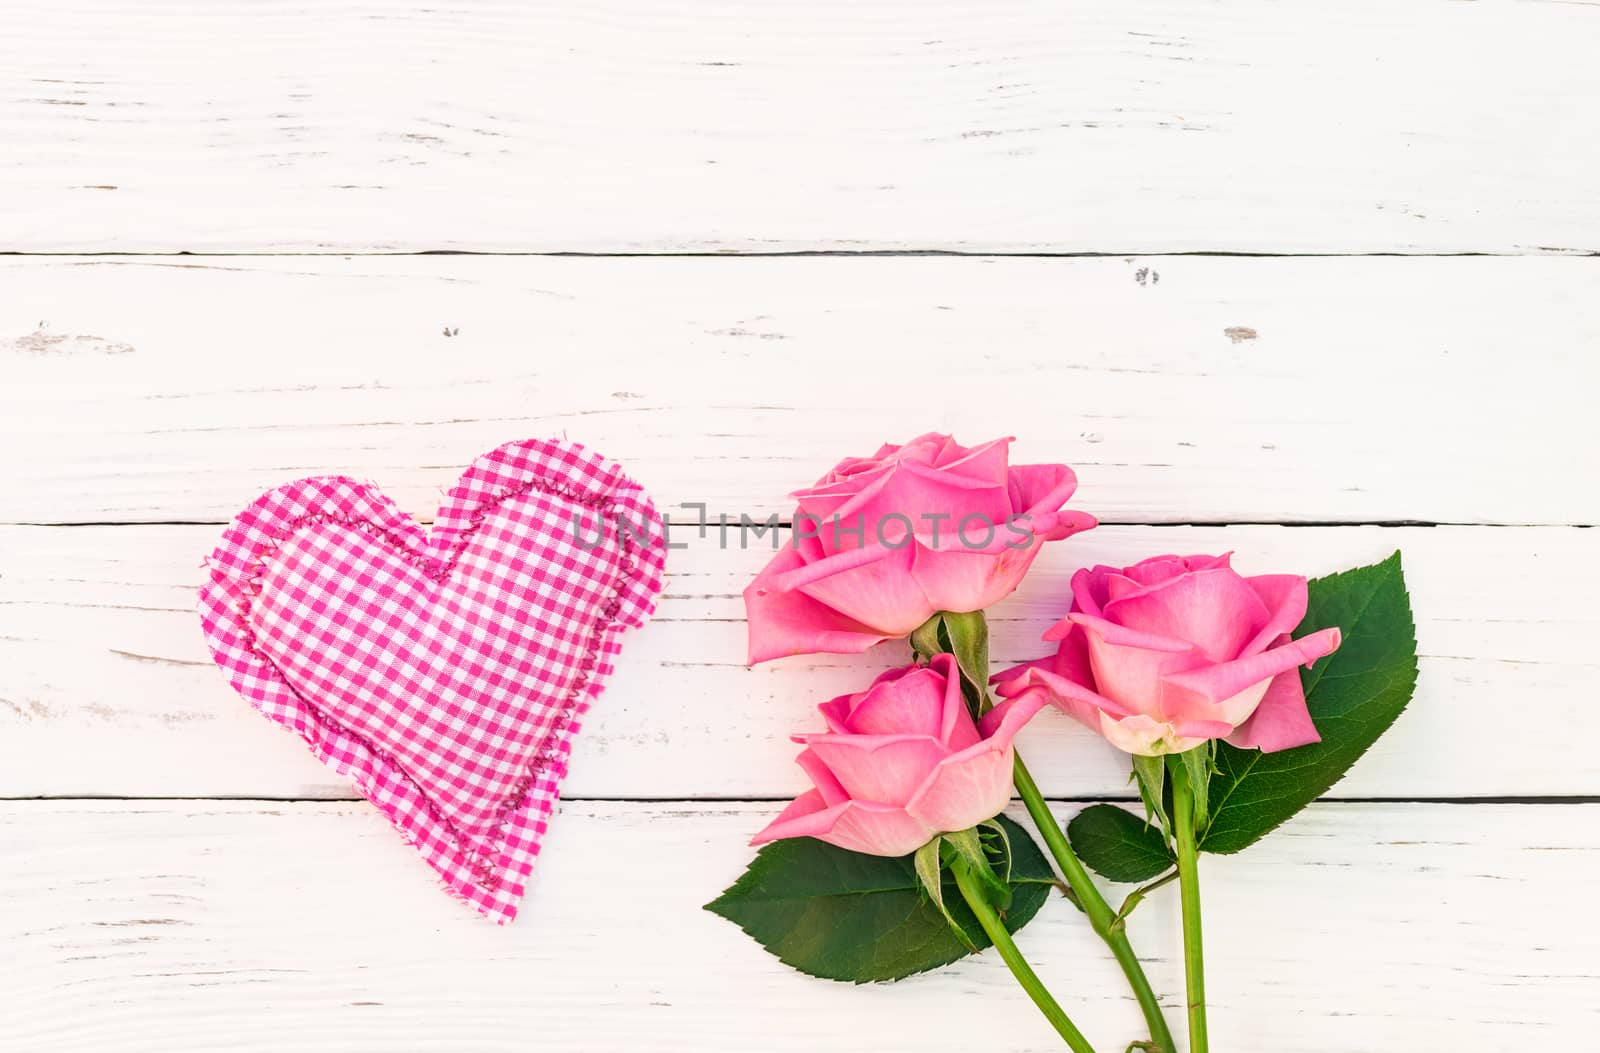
[198,439,666,923]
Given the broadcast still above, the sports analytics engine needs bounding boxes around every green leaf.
[1130,753,1172,841]
[705,815,1054,983]
[1066,803,1176,883]
[939,609,991,700]
[913,838,973,949]
[978,817,1013,884]
[1175,743,1214,835]
[909,614,945,663]
[943,826,1010,910]
[1200,551,1418,855]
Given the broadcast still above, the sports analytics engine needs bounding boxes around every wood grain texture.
[2,799,1592,1053]
[3,1,1598,253]
[3,523,1592,799]
[3,255,1596,526]
[5,0,1596,1042]
[9,0,1600,254]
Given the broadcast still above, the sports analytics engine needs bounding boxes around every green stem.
[928,610,1173,1051]
[949,853,1098,1053]
[1172,763,1209,1053]
[1014,755,1178,1053]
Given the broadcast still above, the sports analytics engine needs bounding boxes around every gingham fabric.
[198,438,666,924]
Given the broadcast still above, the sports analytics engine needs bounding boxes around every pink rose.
[992,554,1341,756]
[751,654,1048,857]
[744,433,1096,663]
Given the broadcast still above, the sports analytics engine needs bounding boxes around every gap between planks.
[4,794,1599,805]
[11,520,1594,528]
[2,250,1598,259]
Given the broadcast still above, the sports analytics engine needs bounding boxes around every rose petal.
[770,536,900,591]
[1066,565,1117,619]
[749,789,839,845]
[750,793,935,857]
[1103,566,1271,663]
[820,801,939,856]
[940,435,1014,486]
[1067,611,1195,654]
[1235,574,1311,658]
[1073,612,1203,720]
[1103,572,1147,603]
[1225,665,1323,753]
[974,691,1050,746]
[843,665,947,739]
[1161,627,1341,708]
[806,439,1012,556]
[903,715,1037,837]
[866,463,1013,552]
[903,747,1015,835]
[992,628,1135,728]
[777,541,935,637]
[1098,712,1223,756]
[805,734,950,806]
[929,655,983,752]
[1129,554,1232,586]
[817,693,857,735]
[1166,676,1272,729]
[899,691,1047,836]
[1174,719,1238,741]
[792,466,890,526]
[744,544,896,663]
[1015,508,1098,544]
[1006,462,1078,517]
[1040,612,1076,642]
[795,748,850,807]
[1120,555,1193,587]
[897,432,953,464]
[910,541,1042,613]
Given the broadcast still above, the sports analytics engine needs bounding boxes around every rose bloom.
[751,655,1047,857]
[744,433,1095,663]
[992,554,1341,756]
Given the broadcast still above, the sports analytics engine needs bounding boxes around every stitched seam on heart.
[232,477,641,892]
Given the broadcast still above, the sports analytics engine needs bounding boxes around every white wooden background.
[3,3,1598,1051]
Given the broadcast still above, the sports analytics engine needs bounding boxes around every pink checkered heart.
[198,438,666,923]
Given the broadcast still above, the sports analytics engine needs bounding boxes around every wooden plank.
[3,255,1596,526]
[3,1,1598,253]
[2,799,1593,1052]
[2,523,1592,799]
